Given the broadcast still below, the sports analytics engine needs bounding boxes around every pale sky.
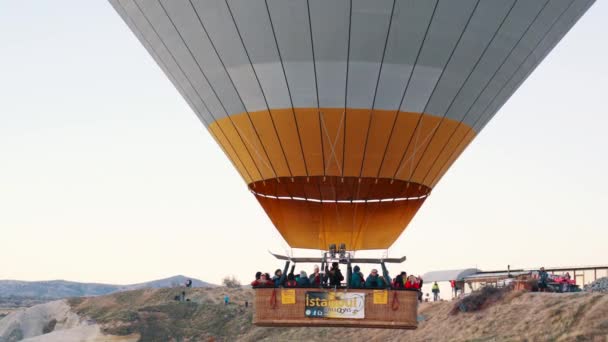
[1,1,607,286]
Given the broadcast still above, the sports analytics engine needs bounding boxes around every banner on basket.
[304,292,365,319]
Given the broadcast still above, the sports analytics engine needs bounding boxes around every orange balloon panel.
[209,109,475,189]
[251,177,428,250]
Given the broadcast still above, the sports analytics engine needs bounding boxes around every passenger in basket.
[251,271,262,287]
[405,275,419,289]
[309,265,322,287]
[250,272,262,287]
[392,271,407,289]
[381,263,392,288]
[273,263,295,288]
[251,272,273,287]
[272,268,283,287]
[365,269,383,288]
[285,273,298,287]
[349,265,365,288]
[263,273,274,286]
[378,274,389,288]
[327,262,344,287]
[297,271,310,287]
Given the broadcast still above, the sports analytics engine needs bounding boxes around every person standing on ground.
[450,280,456,298]
[562,272,571,292]
[432,282,440,301]
[538,267,549,292]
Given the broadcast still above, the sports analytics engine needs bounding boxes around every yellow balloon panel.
[208,109,475,187]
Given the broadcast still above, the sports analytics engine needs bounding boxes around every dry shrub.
[451,286,511,314]
[222,276,241,288]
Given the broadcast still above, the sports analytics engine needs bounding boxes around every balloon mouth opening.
[248,176,431,203]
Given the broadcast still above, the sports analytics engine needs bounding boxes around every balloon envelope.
[110,0,594,250]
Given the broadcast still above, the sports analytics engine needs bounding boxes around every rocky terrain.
[0,286,606,341]
[584,277,608,293]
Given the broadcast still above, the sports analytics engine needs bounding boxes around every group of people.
[251,262,425,298]
[250,263,324,288]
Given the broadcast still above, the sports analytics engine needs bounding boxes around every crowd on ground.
[251,262,426,300]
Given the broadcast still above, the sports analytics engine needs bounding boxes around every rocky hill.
[0,286,606,341]
[0,276,213,299]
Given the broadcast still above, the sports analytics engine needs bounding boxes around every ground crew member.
[432,282,440,301]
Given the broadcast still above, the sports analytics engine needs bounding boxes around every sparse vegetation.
[68,288,254,341]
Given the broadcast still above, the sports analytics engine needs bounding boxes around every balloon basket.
[252,287,418,329]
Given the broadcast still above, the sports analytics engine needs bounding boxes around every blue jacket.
[365,274,383,288]
[539,271,549,283]
[297,276,310,287]
[350,272,365,288]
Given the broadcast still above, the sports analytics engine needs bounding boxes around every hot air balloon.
[109,0,594,329]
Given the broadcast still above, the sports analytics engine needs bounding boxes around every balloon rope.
[270,289,277,309]
[391,292,400,311]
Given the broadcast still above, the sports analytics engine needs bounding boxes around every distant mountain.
[121,275,212,291]
[0,275,213,299]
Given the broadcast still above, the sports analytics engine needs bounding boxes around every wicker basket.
[253,288,418,329]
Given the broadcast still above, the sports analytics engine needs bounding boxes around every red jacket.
[251,279,274,287]
[405,280,420,289]
[310,273,321,286]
